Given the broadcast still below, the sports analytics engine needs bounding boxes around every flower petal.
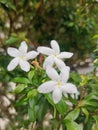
[43,56,54,69]
[7,47,19,57]
[52,88,62,104]
[62,83,78,94]
[65,101,73,106]
[37,46,54,55]
[50,40,60,54]
[58,52,73,59]
[54,58,66,71]
[7,58,19,71]
[60,66,70,83]
[38,81,55,93]
[26,51,39,60]
[19,60,30,72]
[19,41,28,53]
[46,66,59,81]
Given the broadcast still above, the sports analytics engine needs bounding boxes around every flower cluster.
[7,40,79,104]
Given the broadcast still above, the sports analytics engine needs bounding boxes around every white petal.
[58,52,73,59]
[37,46,54,55]
[26,51,39,60]
[38,81,55,93]
[19,60,30,72]
[65,101,73,106]
[46,66,59,81]
[50,40,60,54]
[70,94,75,99]
[7,58,19,71]
[63,93,68,98]
[52,88,62,104]
[62,83,78,94]
[54,58,66,71]
[19,41,28,52]
[43,56,54,69]
[60,66,70,83]
[7,47,19,57]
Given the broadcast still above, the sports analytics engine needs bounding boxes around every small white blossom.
[37,40,73,71]
[38,66,78,104]
[7,41,39,72]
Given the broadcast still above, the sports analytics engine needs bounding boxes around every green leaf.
[5,36,19,45]
[27,89,38,99]
[64,108,80,121]
[14,84,27,94]
[45,93,54,106]
[55,100,67,115]
[92,34,98,39]
[82,108,89,123]
[28,70,34,81]
[45,94,56,117]
[28,108,38,122]
[0,0,16,11]
[12,77,30,84]
[65,120,83,130]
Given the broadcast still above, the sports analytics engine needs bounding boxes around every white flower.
[37,40,73,71]
[38,66,78,104]
[7,41,39,72]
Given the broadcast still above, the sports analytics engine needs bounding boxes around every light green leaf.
[92,34,98,39]
[55,100,67,115]
[12,77,30,84]
[65,108,80,121]
[27,89,38,99]
[65,120,83,130]
[5,36,19,45]
[28,70,34,81]
[82,108,89,123]
[14,84,27,94]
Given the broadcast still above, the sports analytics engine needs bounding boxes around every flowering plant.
[6,40,98,130]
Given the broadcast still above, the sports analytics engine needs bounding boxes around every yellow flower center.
[57,82,61,87]
[19,55,25,60]
[53,53,58,57]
